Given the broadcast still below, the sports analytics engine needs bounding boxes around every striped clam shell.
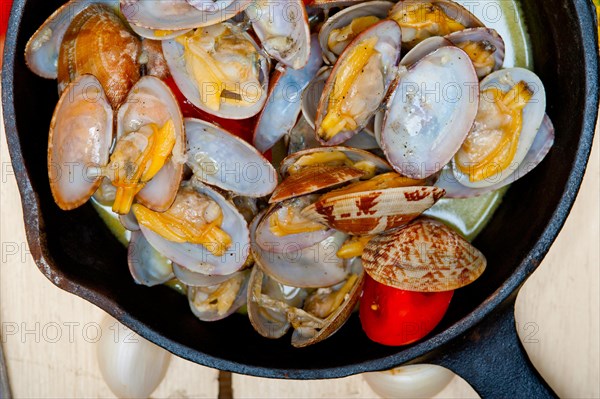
[362,218,486,291]
[301,186,445,235]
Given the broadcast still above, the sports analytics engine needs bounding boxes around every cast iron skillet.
[2,0,598,396]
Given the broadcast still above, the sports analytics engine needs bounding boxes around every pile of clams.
[31,0,553,347]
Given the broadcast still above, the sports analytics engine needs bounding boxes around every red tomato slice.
[360,274,453,346]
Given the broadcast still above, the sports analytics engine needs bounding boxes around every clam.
[301,173,445,235]
[315,20,402,145]
[131,24,192,41]
[188,270,251,321]
[252,35,323,153]
[362,218,486,291]
[246,0,311,69]
[250,210,350,288]
[121,0,251,30]
[438,114,554,198]
[57,4,141,109]
[185,118,277,197]
[247,258,365,347]
[380,46,479,179]
[162,23,270,119]
[270,146,391,203]
[301,68,379,146]
[48,74,113,210]
[388,0,483,49]
[136,180,250,276]
[445,28,505,79]
[128,231,175,287]
[318,1,394,64]
[110,76,185,214]
[140,39,171,80]
[247,266,308,339]
[24,0,118,79]
[452,68,547,188]
[255,195,334,253]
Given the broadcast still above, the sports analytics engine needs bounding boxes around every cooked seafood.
[34,0,552,348]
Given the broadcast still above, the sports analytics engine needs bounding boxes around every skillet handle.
[411,296,558,398]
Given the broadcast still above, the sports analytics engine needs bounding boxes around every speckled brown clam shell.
[301,186,445,235]
[362,218,486,291]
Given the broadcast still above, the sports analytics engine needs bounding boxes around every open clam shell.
[185,118,277,197]
[162,23,270,119]
[250,210,350,288]
[399,36,452,67]
[130,24,191,41]
[24,0,118,79]
[121,0,251,30]
[116,76,185,212]
[187,269,251,322]
[452,67,546,188]
[139,180,250,276]
[57,4,141,109]
[381,46,479,179]
[247,0,311,69]
[280,146,391,177]
[362,218,486,292]
[445,27,505,79]
[291,268,364,347]
[128,231,175,287]
[318,1,394,64]
[253,35,323,153]
[315,19,402,145]
[173,263,235,287]
[255,195,335,253]
[48,74,113,210]
[388,0,483,48]
[437,114,555,198]
[247,266,308,339]
[302,186,445,235]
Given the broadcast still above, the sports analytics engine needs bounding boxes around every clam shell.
[315,19,402,145]
[381,46,479,179]
[57,4,141,109]
[185,118,277,197]
[291,269,364,347]
[140,39,171,80]
[116,76,185,212]
[24,0,118,79]
[139,180,250,276]
[187,270,250,322]
[389,0,483,48]
[121,0,251,30]
[173,263,235,287]
[318,1,393,64]
[399,36,452,67]
[119,210,140,231]
[437,114,554,198]
[279,146,391,177]
[250,210,350,288]
[128,231,174,287]
[253,35,323,153]
[130,24,191,41]
[269,165,365,204]
[162,24,270,119]
[247,0,311,69]
[48,74,113,210]
[445,27,505,78]
[452,68,546,188]
[302,186,445,235]
[362,218,486,291]
[255,195,335,253]
[247,266,307,339]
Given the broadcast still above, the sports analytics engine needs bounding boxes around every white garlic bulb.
[97,315,171,398]
[363,364,455,398]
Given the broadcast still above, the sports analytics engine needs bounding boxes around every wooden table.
[1,106,598,398]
